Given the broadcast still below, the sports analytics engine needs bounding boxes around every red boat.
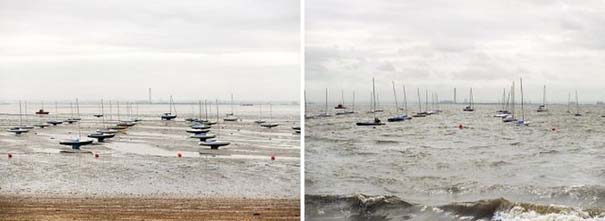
[35,109,49,115]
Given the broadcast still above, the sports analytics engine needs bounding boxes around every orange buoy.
[177,152,182,158]
[458,124,464,129]
[271,155,275,161]
[8,153,12,158]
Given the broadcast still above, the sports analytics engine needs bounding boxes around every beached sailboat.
[88,99,115,142]
[161,96,177,120]
[47,101,64,126]
[537,85,548,112]
[357,78,385,126]
[199,99,230,149]
[495,88,510,117]
[261,104,279,128]
[59,98,94,152]
[35,101,49,115]
[223,94,239,121]
[64,102,80,124]
[116,102,136,127]
[388,81,406,122]
[7,101,30,135]
[254,104,266,124]
[463,88,475,111]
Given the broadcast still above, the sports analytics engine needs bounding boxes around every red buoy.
[271,155,275,161]
[458,124,464,129]
[94,153,99,158]
[177,152,182,158]
[8,153,12,159]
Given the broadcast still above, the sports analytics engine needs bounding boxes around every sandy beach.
[0,196,299,220]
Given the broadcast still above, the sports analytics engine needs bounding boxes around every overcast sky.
[0,0,300,103]
[306,0,605,104]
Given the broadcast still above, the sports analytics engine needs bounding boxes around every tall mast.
[109,100,112,121]
[576,90,580,114]
[542,85,546,107]
[19,100,23,127]
[417,88,422,113]
[392,81,399,113]
[352,91,356,112]
[117,101,121,121]
[520,78,525,121]
[511,82,515,119]
[425,89,428,112]
[402,85,408,115]
[101,99,105,127]
[325,88,328,114]
[372,78,377,119]
[76,98,81,138]
[341,90,344,105]
[567,93,571,113]
[204,99,208,120]
[230,93,234,115]
[502,88,506,110]
[199,100,202,120]
[55,101,59,121]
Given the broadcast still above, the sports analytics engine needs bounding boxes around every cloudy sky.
[306,0,605,104]
[0,0,299,103]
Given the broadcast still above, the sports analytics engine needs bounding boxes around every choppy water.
[305,104,605,220]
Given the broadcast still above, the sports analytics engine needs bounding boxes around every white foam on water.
[494,206,605,221]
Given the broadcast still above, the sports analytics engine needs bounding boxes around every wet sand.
[0,103,300,220]
[0,196,299,220]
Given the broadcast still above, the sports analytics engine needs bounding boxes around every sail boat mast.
[372,78,377,119]
[392,81,399,113]
[402,85,408,115]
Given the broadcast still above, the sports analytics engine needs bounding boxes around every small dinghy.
[161,113,177,120]
[190,133,216,141]
[292,126,301,134]
[36,109,49,115]
[93,114,103,118]
[261,122,279,128]
[59,138,94,150]
[199,140,230,149]
[206,121,217,125]
[7,127,29,135]
[65,118,79,124]
[47,120,63,126]
[254,120,266,124]
[412,112,426,117]
[87,132,115,142]
[502,115,516,122]
[117,120,136,127]
[108,125,127,130]
[191,123,210,130]
[462,106,474,112]
[34,122,50,128]
[223,115,238,121]
[356,118,385,126]
[516,119,530,126]
[97,128,118,134]
[186,128,210,134]
[387,115,407,122]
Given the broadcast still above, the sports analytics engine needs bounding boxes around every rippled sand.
[0,103,300,199]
